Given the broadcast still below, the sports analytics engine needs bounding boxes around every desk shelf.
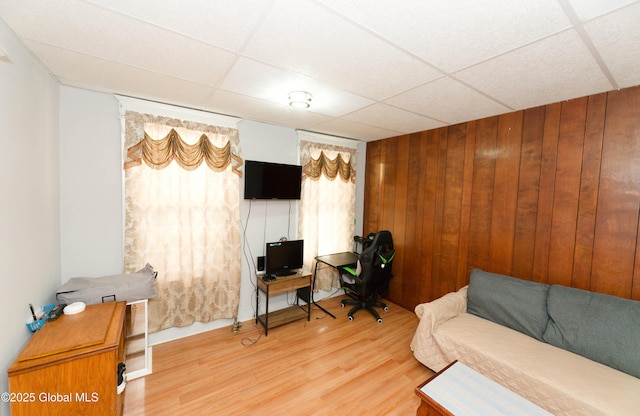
[258,306,308,329]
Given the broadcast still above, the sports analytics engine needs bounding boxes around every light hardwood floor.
[123,295,435,415]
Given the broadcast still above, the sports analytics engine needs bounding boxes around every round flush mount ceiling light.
[288,91,312,109]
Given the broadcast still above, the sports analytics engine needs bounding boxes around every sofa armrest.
[415,285,468,322]
[410,286,468,371]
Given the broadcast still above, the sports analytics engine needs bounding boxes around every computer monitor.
[266,239,304,276]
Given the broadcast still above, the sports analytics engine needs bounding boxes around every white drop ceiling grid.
[0,0,638,141]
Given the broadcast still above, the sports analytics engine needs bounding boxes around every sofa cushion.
[431,313,640,415]
[467,269,549,341]
[543,284,640,378]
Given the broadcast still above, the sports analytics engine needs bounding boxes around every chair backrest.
[358,230,395,296]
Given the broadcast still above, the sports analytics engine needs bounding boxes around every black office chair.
[339,230,395,323]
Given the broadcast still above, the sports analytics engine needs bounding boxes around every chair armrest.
[410,286,468,371]
[339,265,357,276]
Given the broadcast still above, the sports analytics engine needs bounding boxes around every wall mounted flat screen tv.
[266,239,304,276]
[244,160,302,200]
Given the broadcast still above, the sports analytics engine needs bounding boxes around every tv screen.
[266,239,304,276]
[244,160,302,200]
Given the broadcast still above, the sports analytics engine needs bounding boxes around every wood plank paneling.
[547,98,587,287]
[417,130,441,304]
[402,133,425,309]
[489,111,523,275]
[429,128,449,301]
[512,106,545,279]
[591,88,640,298]
[572,94,606,290]
[456,121,476,288]
[532,102,561,283]
[467,117,498,272]
[363,140,381,228]
[381,138,398,230]
[364,85,640,309]
[392,135,410,304]
[438,124,467,297]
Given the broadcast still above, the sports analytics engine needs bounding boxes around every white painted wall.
[0,20,60,416]
[59,88,123,278]
[58,87,366,345]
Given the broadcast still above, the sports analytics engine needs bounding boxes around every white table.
[416,361,552,416]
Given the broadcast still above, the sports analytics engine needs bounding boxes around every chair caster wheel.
[341,303,345,308]
[348,315,354,321]
[383,306,389,311]
[377,318,383,324]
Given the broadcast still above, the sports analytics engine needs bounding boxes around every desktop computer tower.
[257,256,265,272]
[297,286,311,303]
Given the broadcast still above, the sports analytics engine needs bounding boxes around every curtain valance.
[122,111,242,176]
[302,151,355,183]
[299,140,356,183]
[124,129,242,174]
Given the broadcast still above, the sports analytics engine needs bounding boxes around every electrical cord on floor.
[310,287,343,320]
[240,323,265,347]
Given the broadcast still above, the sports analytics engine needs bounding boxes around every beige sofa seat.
[410,286,640,416]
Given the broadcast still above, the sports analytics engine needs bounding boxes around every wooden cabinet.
[8,302,126,416]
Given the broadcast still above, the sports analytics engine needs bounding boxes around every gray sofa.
[410,269,640,416]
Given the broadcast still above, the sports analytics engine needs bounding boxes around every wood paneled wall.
[364,86,640,311]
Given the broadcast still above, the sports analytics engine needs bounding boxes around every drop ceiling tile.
[566,0,637,21]
[23,40,215,107]
[584,2,640,88]
[202,89,333,132]
[242,0,442,100]
[455,30,613,111]
[203,89,394,141]
[386,77,512,125]
[0,0,237,86]
[3,0,640,143]
[220,57,374,117]
[312,118,402,142]
[343,103,445,134]
[87,0,269,51]
[318,0,571,73]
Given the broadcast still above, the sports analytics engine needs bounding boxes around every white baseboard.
[149,289,341,346]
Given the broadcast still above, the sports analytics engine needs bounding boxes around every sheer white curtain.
[123,111,242,333]
[299,139,357,291]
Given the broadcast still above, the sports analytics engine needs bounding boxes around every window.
[121,105,243,332]
[298,135,357,291]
